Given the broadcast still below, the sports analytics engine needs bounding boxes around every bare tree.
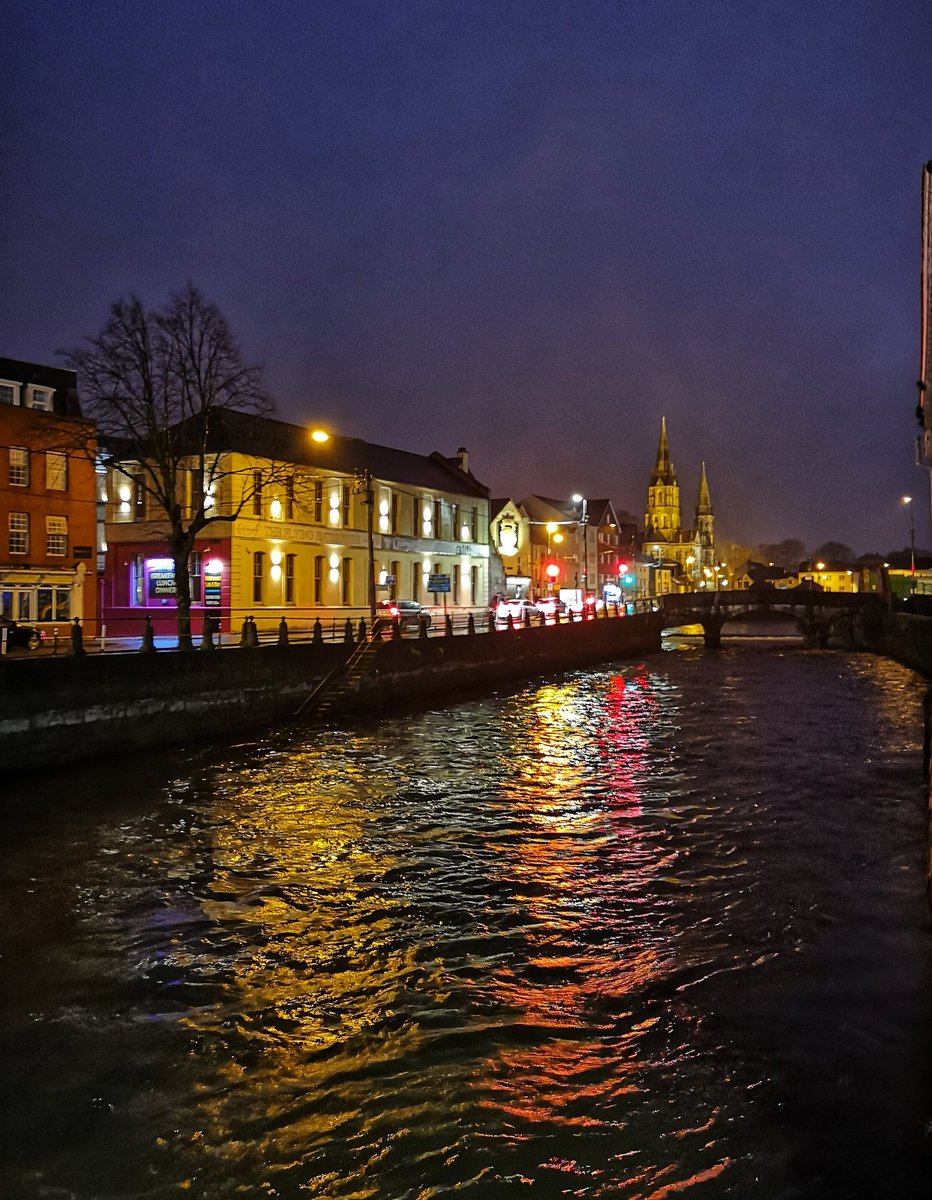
[757,539,806,570]
[65,285,273,648]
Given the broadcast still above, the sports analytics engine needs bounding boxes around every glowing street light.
[902,494,916,581]
[310,428,330,444]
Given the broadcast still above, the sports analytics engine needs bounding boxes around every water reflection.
[1,647,930,1199]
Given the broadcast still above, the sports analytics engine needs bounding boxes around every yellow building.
[102,412,491,637]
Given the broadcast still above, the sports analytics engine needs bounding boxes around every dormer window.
[29,387,52,411]
[0,380,21,405]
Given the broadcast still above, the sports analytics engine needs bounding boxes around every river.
[1,637,931,1199]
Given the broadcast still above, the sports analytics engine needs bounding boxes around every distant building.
[642,417,716,591]
[0,357,98,634]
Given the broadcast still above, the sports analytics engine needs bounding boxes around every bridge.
[658,589,883,647]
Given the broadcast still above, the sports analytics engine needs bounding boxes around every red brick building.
[0,358,99,635]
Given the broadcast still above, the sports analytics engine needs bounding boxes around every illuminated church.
[642,417,716,589]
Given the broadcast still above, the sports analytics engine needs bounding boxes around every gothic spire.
[649,416,676,487]
[695,460,713,516]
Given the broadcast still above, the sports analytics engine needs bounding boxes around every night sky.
[3,1,931,555]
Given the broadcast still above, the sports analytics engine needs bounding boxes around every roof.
[0,356,82,417]
[111,408,490,499]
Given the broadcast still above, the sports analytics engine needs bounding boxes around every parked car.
[375,599,431,630]
[0,614,45,651]
[534,596,566,619]
[495,597,540,623]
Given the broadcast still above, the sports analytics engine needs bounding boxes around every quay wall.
[0,614,663,772]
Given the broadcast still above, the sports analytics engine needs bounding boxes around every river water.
[2,637,931,1199]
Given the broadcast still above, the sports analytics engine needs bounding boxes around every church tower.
[693,461,715,573]
[644,416,680,540]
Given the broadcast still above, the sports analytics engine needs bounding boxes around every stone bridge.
[659,589,884,647]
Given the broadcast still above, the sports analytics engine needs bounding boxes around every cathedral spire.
[649,416,676,487]
[695,461,713,516]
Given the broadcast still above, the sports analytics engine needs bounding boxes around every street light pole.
[903,494,916,586]
[354,466,377,620]
[572,494,588,593]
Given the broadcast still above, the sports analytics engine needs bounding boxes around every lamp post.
[353,464,377,620]
[572,494,588,593]
[902,494,916,586]
[312,427,376,622]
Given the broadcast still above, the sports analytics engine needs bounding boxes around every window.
[411,562,420,601]
[9,512,28,555]
[391,560,400,598]
[433,498,443,537]
[189,552,202,602]
[252,470,263,516]
[470,507,478,540]
[133,554,145,605]
[0,381,19,405]
[253,551,264,603]
[285,554,296,603]
[341,557,352,605]
[341,484,351,528]
[412,496,420,535]
[30,388,51,411]
[451,504,459,539]
[389,493,398,533]
[471,565,479,602]
[37,587,70,622]
[46,516,67,556]
[453,563,460,604]
[313,554,324,604]
[285,477,295,521]
[46,451,67,491]
[9,447,29,486]
[313,480,323,523]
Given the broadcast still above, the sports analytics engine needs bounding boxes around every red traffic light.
[617,562,628,574]
[545,563,560,579]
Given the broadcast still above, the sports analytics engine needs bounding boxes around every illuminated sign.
[204,560,223,607]
[147,561,176,598]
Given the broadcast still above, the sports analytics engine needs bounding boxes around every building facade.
[100,413,491,636]
[0,357,98,634]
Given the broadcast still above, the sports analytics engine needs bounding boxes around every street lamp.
[902,494,916,583]
[572,494,589,592]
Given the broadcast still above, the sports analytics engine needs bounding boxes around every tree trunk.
[171,532,195,650]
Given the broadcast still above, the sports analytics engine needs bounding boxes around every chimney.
[456,446,469,475]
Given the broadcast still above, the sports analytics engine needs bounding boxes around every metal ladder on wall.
[295,620,388,718]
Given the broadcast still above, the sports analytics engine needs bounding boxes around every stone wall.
[0,614,663,772]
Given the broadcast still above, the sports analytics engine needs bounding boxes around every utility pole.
[353,466,377,620]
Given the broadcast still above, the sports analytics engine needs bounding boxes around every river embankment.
[0,613,664,772]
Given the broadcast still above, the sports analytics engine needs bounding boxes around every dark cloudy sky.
[3,1,930,554]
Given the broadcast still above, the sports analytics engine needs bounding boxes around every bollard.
[201,615,216,650]
[467,613,476,635]
[312,618,323,645]
[140,616,156,653]
[344,618,355,644]
[537,610,546,627]
[392,617,402,640]
[357,618,367,642]
[445,614,454,637]
[554,607,561,624]
[506,613,515,631]
[247,616,260,647]
[100,624,107,653]
[68,618,86,657]
[418,614,429,639]
[52,626,59,655]
[278,618,289,646]
[239,617,252,647]
[488,611,496,633]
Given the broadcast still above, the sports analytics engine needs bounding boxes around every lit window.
[285,553,296,603]
[253,550,264,603]
[9,512,28,554]
[0,381,20,405]
[46,516,67,556]
[9,447,29,486]
[252,471,263,516]
[46,451,67,491]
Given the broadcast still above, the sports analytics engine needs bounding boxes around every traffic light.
[545,562,561,580]
[617,561,628,575]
